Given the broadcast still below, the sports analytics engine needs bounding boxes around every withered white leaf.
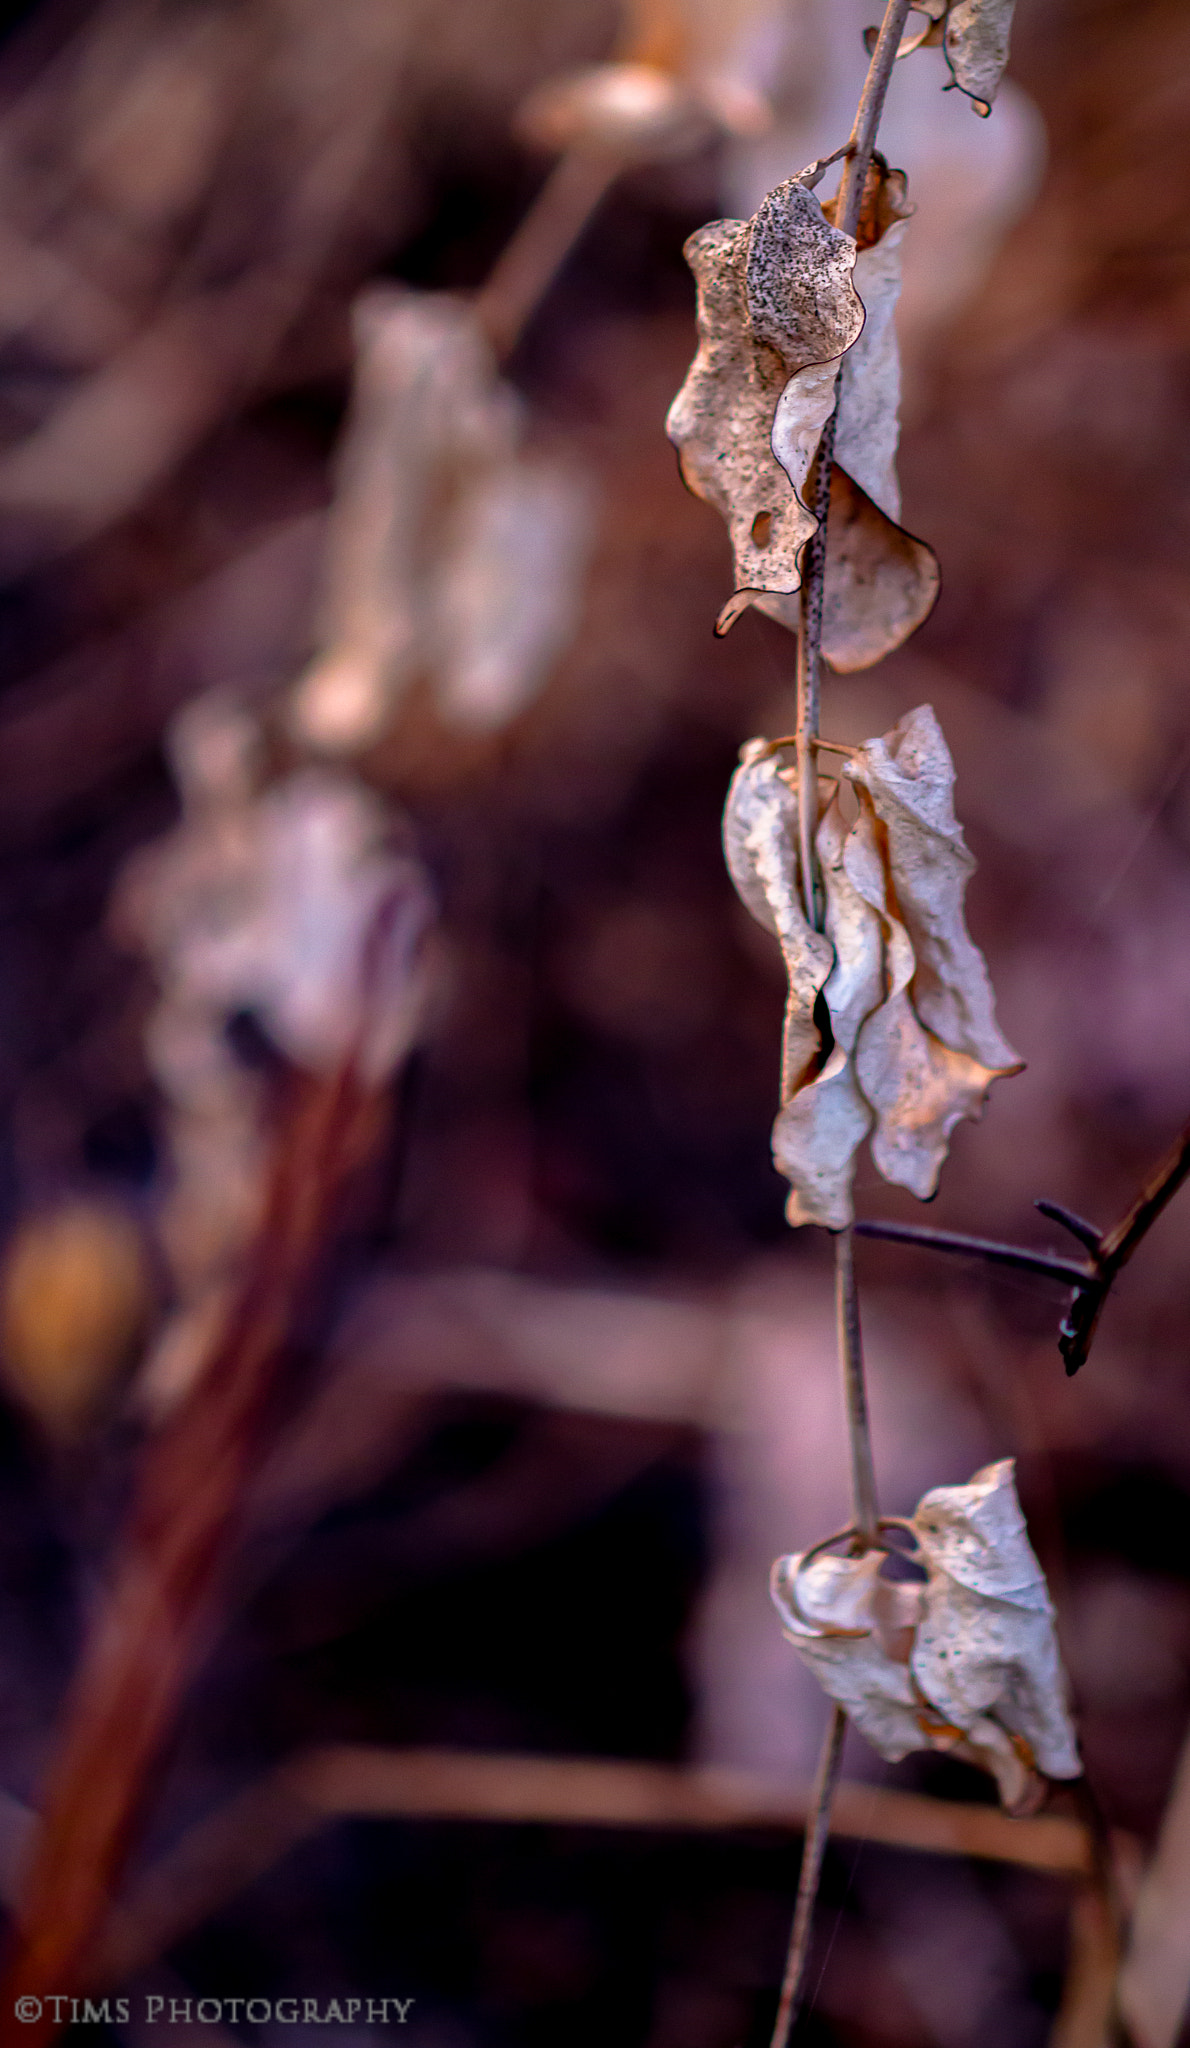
[722,741,849,1225]
[771,1459,1081,1814]
[288,287,589,753]
[129,700,435,1087]
[121,698,435,1419]
[943,0,1017,115]
[723,706,1021,1226]
[666,179,862,635]
[669,168,937,662]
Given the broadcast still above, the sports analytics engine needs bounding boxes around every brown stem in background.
[474,148,622,362]
[0,1059,384,2048]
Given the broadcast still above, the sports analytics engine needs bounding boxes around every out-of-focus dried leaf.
[118,691,434,1414]
[772,1459,1081,1814]
[723,705,1021,1227]
[430,458,593,733]
[288,287,590,752]
[668,166,937,661]
[516,62,716,161]
[130,705,434,1085]
[943,0,1017,115]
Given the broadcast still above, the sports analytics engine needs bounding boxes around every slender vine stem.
[772,8,913,2042]
[836,1227,879,1544]
[793,0,913,929]
[769,1706,847,2048]
[852,1217,1092,1288]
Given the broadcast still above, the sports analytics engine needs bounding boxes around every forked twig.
[854,1106,1190,1375]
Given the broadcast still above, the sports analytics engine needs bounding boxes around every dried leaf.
[772,1459,1081,1813]
[666,179,862,634]
[845,705,1021,1073]
[288,287,589,752]
[668,167,938,662]
[943,0,1017,115]
[723,706,1021,1225]
[757,465,940,672]
[122,695,435,1415]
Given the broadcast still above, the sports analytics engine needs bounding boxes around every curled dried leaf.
[943,0,1016,114]
[723,706,1021,1227]
[669,165,937,663]
[772,1459,1081,1814]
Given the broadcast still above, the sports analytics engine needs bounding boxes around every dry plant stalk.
[0,1057,385,2047]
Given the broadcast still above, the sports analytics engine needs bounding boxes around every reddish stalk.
[0,1058,383,2047]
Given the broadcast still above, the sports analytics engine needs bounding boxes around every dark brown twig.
[852,1217,1092,1288]
[854,1106,1190,1374]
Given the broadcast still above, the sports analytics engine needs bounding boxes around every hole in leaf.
[751,510,773,547]
[811,987,835,1074]
[879,1549,928,1583]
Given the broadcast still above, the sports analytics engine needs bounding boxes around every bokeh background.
[0,0,1185,2042]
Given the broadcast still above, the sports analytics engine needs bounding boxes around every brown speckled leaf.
[666,179,862,635]
[671,166,937,661]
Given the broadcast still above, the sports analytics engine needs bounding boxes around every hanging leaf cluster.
[771,1460,1081,1814]
[665,162,937,664]
[723,705,1021,1229]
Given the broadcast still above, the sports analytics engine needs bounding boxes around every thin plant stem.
[836,1227,879,1545]
[837,0,915,239]
[769,1706,847,2048]
[852,1217,1091,1287]
[792,0,912,930]
[773,7,911,2039]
